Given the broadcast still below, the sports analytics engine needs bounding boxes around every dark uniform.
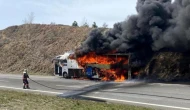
[23,72,30,89]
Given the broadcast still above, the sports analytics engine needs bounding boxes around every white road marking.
[0,86,62,95]
[81,95,190,110]
[0,80,9,82]
[148,83,188,87]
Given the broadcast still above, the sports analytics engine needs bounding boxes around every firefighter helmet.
[23,69,27,73]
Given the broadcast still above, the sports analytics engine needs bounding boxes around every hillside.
[0,24,190,81]
[0,24,92,75]
[141,52,190,81]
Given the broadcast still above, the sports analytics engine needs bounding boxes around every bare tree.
[24,12,35,24]
[81,17,89,27]
[23,12,35,39]
[50,22,56,25]
[102,22,108,28]
[82,22,89,27]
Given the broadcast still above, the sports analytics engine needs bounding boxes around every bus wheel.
[63,72,68,78]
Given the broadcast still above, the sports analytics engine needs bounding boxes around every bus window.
[60,59,67,63]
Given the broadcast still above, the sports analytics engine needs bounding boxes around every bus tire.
[63,72,68,78]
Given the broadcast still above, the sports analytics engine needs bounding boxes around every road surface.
[0,74,190,110]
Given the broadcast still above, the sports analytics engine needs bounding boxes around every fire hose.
[28,77,75,91]
[28,77,122,95]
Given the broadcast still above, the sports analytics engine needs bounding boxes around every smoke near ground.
[77,0,190,57]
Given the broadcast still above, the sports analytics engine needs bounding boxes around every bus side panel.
[68,69,83,78]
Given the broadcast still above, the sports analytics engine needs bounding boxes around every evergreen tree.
[72,21,78,27]
[92,22,98,28]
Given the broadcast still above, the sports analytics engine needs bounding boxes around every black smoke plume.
[76,0,190,63]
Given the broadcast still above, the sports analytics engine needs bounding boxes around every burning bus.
[53,51,132,81]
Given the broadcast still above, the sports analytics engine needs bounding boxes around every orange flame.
[77,52,128,65]
[76,52,128,81]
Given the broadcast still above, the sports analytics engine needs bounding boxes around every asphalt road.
[0,74,190,110]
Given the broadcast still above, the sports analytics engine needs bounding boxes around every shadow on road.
[58,80,147,98]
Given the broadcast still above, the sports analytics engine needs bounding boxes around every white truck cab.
[53,52,83,78]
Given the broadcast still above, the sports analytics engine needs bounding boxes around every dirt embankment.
[0,24,92,75]
[142,52,190,81]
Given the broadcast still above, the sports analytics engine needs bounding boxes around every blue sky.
[0,0,137,30]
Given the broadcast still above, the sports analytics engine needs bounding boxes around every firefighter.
[23,69,30,89]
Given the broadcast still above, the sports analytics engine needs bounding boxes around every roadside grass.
[0,90,153,110]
